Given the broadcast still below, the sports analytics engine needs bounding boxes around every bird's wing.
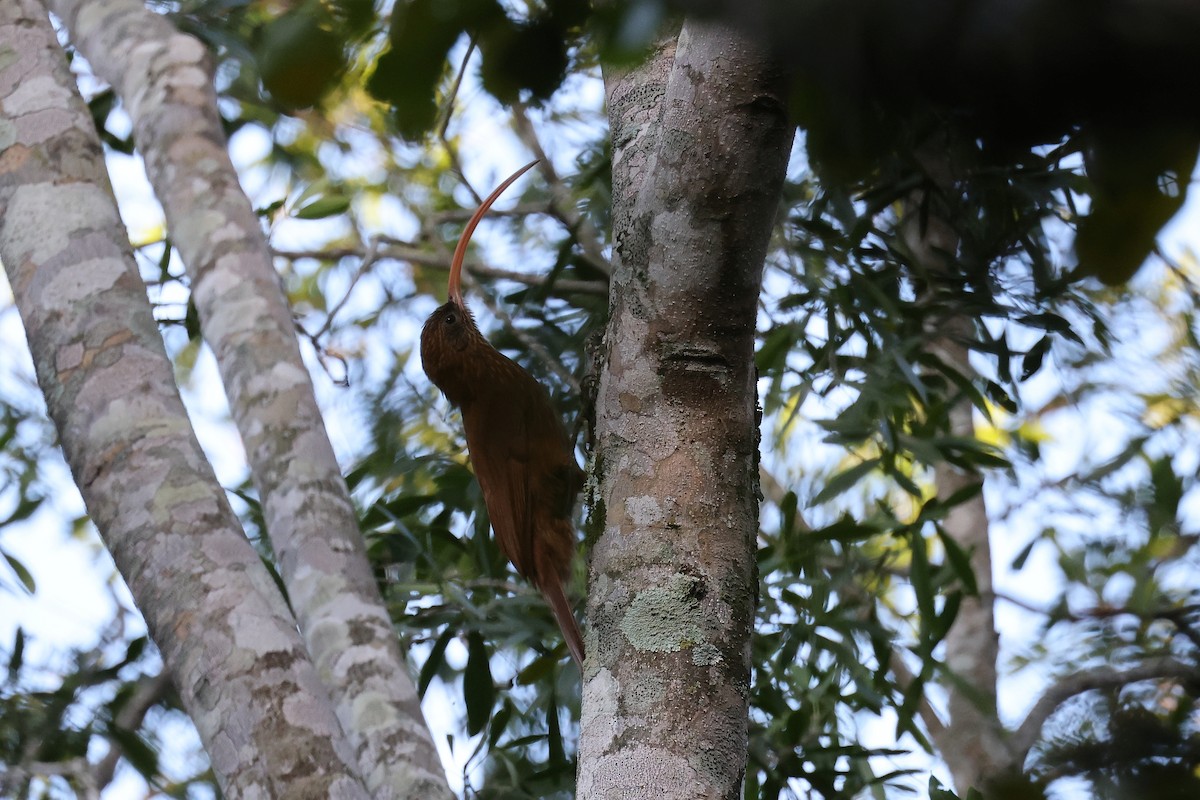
[462,390,536,577]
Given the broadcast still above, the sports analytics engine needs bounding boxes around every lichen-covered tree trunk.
[45,2,450,797]
[0,4,369,798]
[579,19,793,799]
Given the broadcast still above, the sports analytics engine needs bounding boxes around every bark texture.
[579,19,793,799]
[901,147,1010,795]
[0,4,368,798]
[46,2,450,796]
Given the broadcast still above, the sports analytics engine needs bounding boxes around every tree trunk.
[46,2,451,797]
[579,18,793,799]
[0,4,368,797]
[901,145,1010,796]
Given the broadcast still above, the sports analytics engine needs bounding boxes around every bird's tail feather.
[541,576,585,668]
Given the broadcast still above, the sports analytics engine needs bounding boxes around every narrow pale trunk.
[902,146,1010,795]
[0,5,368,797]
[47,1,450,795]
[579,19,793,799]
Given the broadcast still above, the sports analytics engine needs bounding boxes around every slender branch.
[510,100,612,277]
[1011,658,1200,760]
[92,671,174,790]
[437,41,480,206]
[273,241,608,297]
[436,39,475,146]
[309,236,381,341]
[426,202,547,224]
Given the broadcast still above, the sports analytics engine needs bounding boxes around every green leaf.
[463,631,494,735]
[930,590,962,643]
[0,496,40,526]
[4,552,35,594]
[937,529,978,596]
[779,490,798,537]
[812,457,880,504]
[809,513,884,542]
[909,534,935,647]
[1148,455,1183,534]
[8,627,24,679]
[293,194,352,220]
[929,776,962,800]
[756,324,795,373]
[418,627,454,698]
[1010,536,1038,571]
[1020,335,1050,380]
[108,725,160,778]
[184,297,201,342]
[546,689,565,765]
[488,699,513,748]
[515,650,557,686]
[257,7,345,109]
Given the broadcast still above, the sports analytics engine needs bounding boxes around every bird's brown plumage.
[420,161,586,666]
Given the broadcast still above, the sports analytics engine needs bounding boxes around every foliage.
[5,1,1199,798]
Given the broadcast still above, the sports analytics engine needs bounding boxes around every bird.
[420,159,586,667]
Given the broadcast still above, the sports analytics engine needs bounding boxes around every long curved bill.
[447,159,541,305]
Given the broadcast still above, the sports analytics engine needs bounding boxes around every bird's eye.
[443,311,457,325]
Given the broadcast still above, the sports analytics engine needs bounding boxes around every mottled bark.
[46,2,450,796]
[901,148,1010,795]
[580,19,793,800]
[0,5,368,798]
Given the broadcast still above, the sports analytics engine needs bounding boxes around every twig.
[294,321,350,387]
[311,236,382,341]
[273,242,608,297]
[437,40,476,157]
[92,670,174,791]
[425,202,547,225]
[1010,657,1200,760]
[437,41,480,206]
[510,100,612,277]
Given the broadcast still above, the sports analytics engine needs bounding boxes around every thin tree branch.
[308,236,381,341]
[436,39,475,147]
[510,100,612,277]
[273,241,608,297]
[92,671,174,791]
[1011,658,1200,761]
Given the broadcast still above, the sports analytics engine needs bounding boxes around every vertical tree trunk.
[901,146,1011,796]
[46,2,450,796]
[0,4,368,798]
[579,19,793,799]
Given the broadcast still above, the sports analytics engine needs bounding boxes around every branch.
[993,592,1200,652]
[272,241,609,298]
[1011,658,1200,760]
[510,100,612,277]
[92,671,173,790]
